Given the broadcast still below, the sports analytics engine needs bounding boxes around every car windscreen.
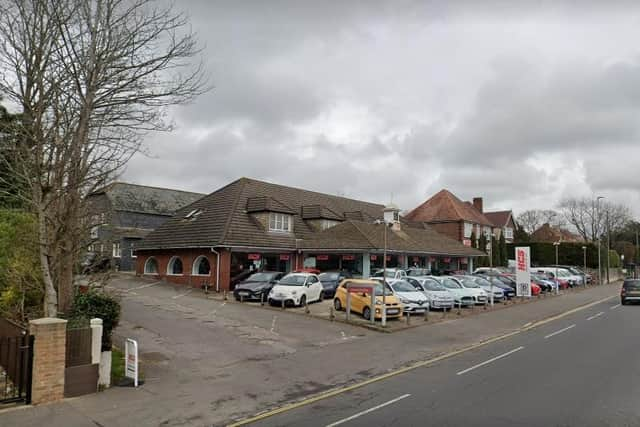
[497,276,515,284]
[423,280,445,291]
[441,278,461,289]
[278,275,306,286]
[391,281,417,292]
[319,272,340,281]
[624,280,640,290]
[473,277,491,286]
[461,279,480,288]
[248,272,276,282]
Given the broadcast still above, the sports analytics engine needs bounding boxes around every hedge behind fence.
[506,242,600,268]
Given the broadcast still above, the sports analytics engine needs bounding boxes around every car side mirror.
[361,292,368,297]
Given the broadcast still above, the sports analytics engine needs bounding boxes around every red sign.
[342,255,355,261]
[316,255,329,261]
[429,256,436,262]
[463,239,472,247]
[517,249,526,271]
[370,255,377,261]
[348,285,374,294]
[460,257,468,264]
[412,257,420,262]
[279,254,290,261]
[247,253,261,260]
[443,257,451,263]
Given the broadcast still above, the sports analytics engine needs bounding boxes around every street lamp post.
[582,246,587,287]
[553,241,560,294]
[597,196,604,285]
[382,220,387,327]
[489,233,495,306]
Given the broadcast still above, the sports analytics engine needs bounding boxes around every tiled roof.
[530,223,582,243]
[94,182,204,216]
[405,189,494,226]
[485,210,513,228]
[302,221,485,256]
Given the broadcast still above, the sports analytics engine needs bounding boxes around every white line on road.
[544,324,576,339]
[129,281,162,291]
[172,289,193,299]
[610,304,621,310]
[587,312,605,321]
[456,347,525,376]
[325,394,411,427]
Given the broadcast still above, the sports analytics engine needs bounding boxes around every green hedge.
[506,242,600,268]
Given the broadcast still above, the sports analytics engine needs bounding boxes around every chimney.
[473,197,483,213]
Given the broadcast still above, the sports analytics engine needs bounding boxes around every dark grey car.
[621,279,640,305]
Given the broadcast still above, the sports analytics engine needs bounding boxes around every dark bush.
[69,290,121,351]
[506,242,600,268]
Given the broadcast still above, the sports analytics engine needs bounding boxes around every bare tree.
[516,209,564,234]
[0,0,208,316]
[558,197,631,242]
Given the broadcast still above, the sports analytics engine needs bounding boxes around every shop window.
[192,256,211,276]
[269,212,292,232]
[167,256,183,275]
[144,257,159,274]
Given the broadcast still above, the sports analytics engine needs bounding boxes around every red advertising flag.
[316,255,329,261]
[248,253,261,260]
[279,254,290,261]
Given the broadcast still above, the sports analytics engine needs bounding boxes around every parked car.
[456,276,504,302]
[406,268,431,277]
[318,271,352,298]
[535,267,583,287]
[268,273,324,307]
[549,265,592,284]
[475,276,516,299]
[333,279,403,320]
[531,273,558,292]
[530,275,552,293]
[405,277,455,310]
[430,276,477,307]
[387,279,430,314]
[371,268,407,280]
[621,279,640,305]
[233,271,285,301]
[473,267,510,275]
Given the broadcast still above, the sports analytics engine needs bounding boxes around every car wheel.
[363,306,372,320]
[318,290,325,301]
[621,298,627,306]
[299,295,307,307]
[334,298,342,311]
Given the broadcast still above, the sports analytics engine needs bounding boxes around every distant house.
[405,190,498,247]
[484,210,517,243]
[86,182,205,271]
[530,223,582,243]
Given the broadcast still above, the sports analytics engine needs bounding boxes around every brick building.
[135,178,484,291]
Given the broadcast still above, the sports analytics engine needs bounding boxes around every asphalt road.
[249,299,640,427]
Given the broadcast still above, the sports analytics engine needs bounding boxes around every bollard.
[484,299,488,310]
[405,312,411,326]
[304,298,310,314]
[261,292,265,306]
[471,302,475,313]
[424,304,429,322]
[457,300,462,316]
[223,290,228,301]
[240,294,244,303]
[329,306,335,321]
[442,306,447,319]
[281,299,285,310]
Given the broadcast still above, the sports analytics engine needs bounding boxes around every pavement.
[249,298,639,427]
[0,274,623,427]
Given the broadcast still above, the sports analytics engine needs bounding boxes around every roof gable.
[95,182,204,216]
[485,210,513,228]
[406,189,494,226]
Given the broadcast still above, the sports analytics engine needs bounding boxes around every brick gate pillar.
[29,317,68,405]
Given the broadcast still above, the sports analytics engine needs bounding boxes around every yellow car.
[333,279,403,320]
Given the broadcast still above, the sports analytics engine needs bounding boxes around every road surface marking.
[544,324,576,339]
[325,394,411,427]
[456,346,524,376]
[587,312,604,321]
[227,294,616,427]
[610,304,621,310]
[172,289,193,299]
[130,281,162,291]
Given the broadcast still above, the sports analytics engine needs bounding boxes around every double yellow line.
[228,293,616,426]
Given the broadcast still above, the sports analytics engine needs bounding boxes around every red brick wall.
[429,222,463,242]
[135,248,232,291]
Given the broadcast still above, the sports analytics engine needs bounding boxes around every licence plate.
[386,309,399,315]
[414,308,426,312]
[239,291,250,296]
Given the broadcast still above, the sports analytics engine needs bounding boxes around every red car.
[530,282,541,296]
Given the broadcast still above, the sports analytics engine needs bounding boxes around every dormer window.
[269,212,292,232]
[184,208,203,221]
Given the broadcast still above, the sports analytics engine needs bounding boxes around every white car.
[268,273,324,307]
[387,279,429,314]
[455,275,504,302]
[431,276,481,307]
[450,276,489,305]
[405,277,455,310]
[536,267,583,287]
[371,268,407,280]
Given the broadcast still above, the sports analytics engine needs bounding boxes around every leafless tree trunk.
[558,197,631,243]
[0,0,208,316]
[516,209,563,234]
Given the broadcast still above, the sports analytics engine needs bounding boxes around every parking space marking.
[610,304,621,310]
[172,289,193,299]
[324,394,411,427]
[544,324,576,339]
[587,312,604,321]
[456,346,524,376]
[129,281,162,291]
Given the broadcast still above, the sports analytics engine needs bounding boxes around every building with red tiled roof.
[530,223,582,243]
[484,210,517,243]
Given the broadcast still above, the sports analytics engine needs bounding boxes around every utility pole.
[597,196,604,285]
[489,234,494,306]
[382,221,387,327]
[636,228,639,279]
[606,209,610,284]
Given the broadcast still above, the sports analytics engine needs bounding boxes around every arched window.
[192,256,211,276]
[144,257,159,274]
[167,256,183,275]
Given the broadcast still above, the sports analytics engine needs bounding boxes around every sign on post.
[345,283,376,325]
[125,338,139,387]
[515,247,532,297]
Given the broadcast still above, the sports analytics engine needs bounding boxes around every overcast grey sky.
[123,1,640,216]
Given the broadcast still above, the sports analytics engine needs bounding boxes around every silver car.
[406,277,455,310]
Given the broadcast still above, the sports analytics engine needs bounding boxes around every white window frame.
[463,222,473,238]
[167,256,184,276]
[112,242,121,258]
[144,257,159,275]
[269,212,292,232]
[504,227,514,239]
[130,243,137,259]
[192,255,211,276]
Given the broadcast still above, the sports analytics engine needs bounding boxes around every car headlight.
[375,300,382,305]
[400,298,410,304]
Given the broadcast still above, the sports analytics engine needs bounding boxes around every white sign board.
[515,247,532,297]
[125,338,139,387]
